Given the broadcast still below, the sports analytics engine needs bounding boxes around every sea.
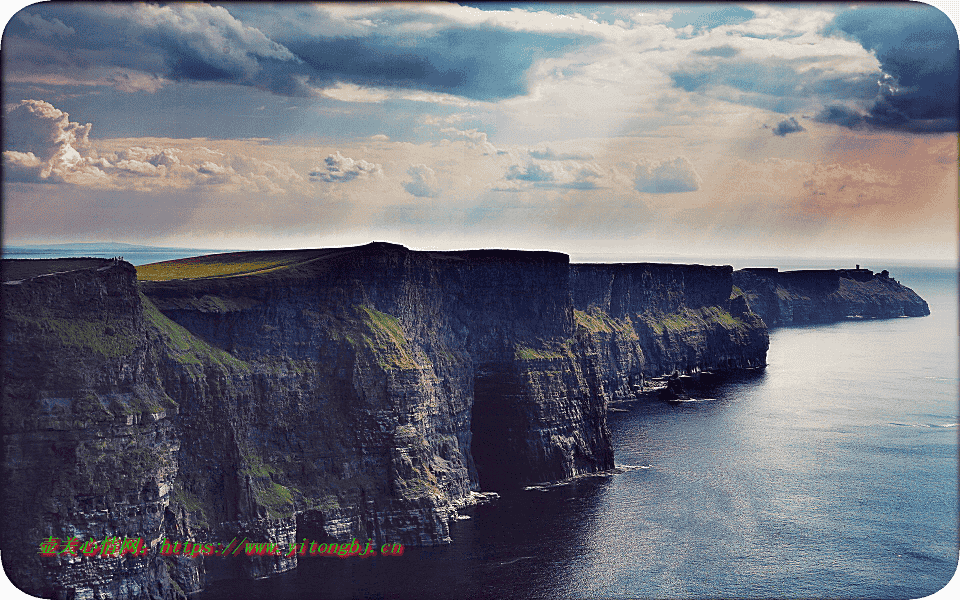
[2,243,234,266]
[3,248,956,600]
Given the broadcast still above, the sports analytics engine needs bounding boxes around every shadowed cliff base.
[1,242,929,599]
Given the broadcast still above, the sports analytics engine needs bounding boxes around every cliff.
[733,267,930,327]
[571,263,768,400]
[1,244,769,599]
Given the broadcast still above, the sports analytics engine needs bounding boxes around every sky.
[2,1,958,262]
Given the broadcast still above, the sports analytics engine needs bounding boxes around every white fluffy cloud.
[2,100,102,184]
[497,160,605,191]
[403,164,441,198]
[440,127,500,155]
[633,157,702,194]
[2,100,302,192]
[310,151,383,182]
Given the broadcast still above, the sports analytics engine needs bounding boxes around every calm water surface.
[196,266,960,599]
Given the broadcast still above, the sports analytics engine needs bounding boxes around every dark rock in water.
[5,245,929,598]
[732,267,930,327]
[659,372,687,401]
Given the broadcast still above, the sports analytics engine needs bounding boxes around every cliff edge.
[1,243,773,599]
[733,267,930,327]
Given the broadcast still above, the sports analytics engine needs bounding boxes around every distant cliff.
[733,267,930,327]
[0,244,784,599]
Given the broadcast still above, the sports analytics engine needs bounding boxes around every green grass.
[8,314,139,358]
[514,345,567,360]
[240,454,297,518]
[253,482,295,517]
[643,306,747,334]
[574,309,638,338]
[354,306,420,371]
[172,484,209,527]
[141,292,248,371]
[240,454,279,478]
[136,258,293,281]
[135,249,338,281]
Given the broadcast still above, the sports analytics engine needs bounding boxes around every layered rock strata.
[2,244,771,599]
[571,263,769,401]
[733,267,930,327]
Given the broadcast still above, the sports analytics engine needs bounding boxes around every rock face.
[2,244,771,599]
[571,263,769,401]
[2,259,197,599]
[733,267,930,327]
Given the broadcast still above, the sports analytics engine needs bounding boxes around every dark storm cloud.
[669,59,878,115]
[277,27,586,101]
[815,105,866,129]
[772,116,805,137]
[824,4,959,132]
[5,3,589,102]
[4,3,301,91]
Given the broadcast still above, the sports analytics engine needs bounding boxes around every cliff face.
[2,260,197,599]
[2,245,769,599]
[733,267,930,327]
[571,264,769,400]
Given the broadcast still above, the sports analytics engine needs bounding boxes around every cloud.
[403,164,441,197]
[16,12,74,38]
[693,46,740,58]
[796,160,901,222]
[439,127,500,155]
[3,100,91,162]
[772,116,805,136]
[814,104,866,128]
[505,162,556,183]
[4,3,302,95]
[667,5,755,31]
[5,3,594,102]
[499,160,604,191]
[2,100,102,184]
[310,152,382,182]
[634,157,702,194]
[529,147,594,161]
[668,46,879,115]
[2,100,302,192]
[825,4,959,132]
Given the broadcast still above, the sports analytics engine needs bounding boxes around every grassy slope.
[135,249,345,281]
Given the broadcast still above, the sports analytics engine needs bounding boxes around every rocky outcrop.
[733,267,930,327]
[2,244,772,599]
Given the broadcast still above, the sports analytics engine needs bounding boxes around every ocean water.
[197,265,958,600]
[2,245,226,266]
